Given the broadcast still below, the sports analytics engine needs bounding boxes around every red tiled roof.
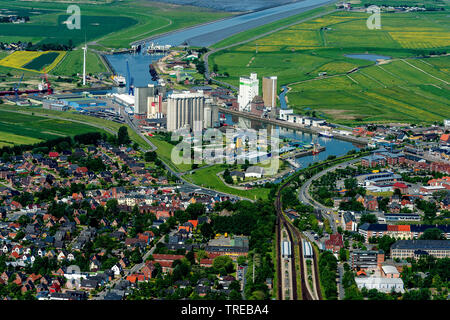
[152,254,184,261]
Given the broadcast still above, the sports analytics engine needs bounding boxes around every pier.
[218,107,369,146]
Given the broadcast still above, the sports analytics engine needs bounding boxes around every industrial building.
[238,73,259,112]
[135,84,166,117]
[262,76,277,108]
[354,277,404,293]
[166,91,205,132]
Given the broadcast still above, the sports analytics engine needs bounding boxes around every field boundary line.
[401,59,449,85]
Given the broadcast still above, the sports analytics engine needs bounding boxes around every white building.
[444,119,450,128]
[238,73,259,112]
[279,109,294,121]
[354,276,404,293]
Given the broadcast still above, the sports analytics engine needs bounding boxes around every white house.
[245,166,265,179]
[111,264,123,276]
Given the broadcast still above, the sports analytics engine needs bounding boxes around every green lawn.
[0,105,149,149]
[51,49,107,76]
[147,135,193,173]
[183,164,271,200]
[0,108,109,146]
[210,10,450,125]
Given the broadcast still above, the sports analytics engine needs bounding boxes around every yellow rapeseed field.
[0,51,44,69]
[0,50,66,72]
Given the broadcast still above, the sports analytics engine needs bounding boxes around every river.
[219,113,363,168]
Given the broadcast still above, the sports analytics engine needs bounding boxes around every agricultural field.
[0,50,66,72]
[51,49,107,76]
[0,108,109,146]
[210,10,450,124]
[288,57,450,124]
[0,0,231,49]
[0,105,149,149]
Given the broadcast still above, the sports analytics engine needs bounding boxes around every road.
[337,263,345,300]
[115,102,249,201]
[127,230,175,275]
[298,158,362,233]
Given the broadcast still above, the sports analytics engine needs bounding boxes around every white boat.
[111,75,126,87]
[319,130,334,138]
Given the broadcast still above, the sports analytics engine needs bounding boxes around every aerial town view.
[0,0,448,312]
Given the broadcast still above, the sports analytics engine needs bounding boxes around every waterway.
[138,0,335,47]
[155,0,307,12]
[344,53,391,62]
[102,0,363,167]
[219,113,363,168]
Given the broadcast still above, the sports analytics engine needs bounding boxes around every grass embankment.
[210,10,450,125]
[147,135,193,173]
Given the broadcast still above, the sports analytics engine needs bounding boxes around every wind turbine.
[82,43,87,86]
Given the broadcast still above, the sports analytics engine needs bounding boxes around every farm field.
[288,56,450,124]
[210,10,450,124]
[183,164,271,200]
[0,105,149,149]
[0,109,109,146]
[51,49,107,76]
[0,50,66,72]
[0,0,231,49]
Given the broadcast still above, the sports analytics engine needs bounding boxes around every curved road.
[298,157,362,233]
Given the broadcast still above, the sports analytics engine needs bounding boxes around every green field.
[0,108,109,146]
[183,164,271,200]
[0,0,231,49]
[51,49,107,76]
[210,10,450,124]
[0,105,149,149]
[147,135,193,173]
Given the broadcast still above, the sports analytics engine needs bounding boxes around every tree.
[213,256,234,274]
[419,228,445,240]
[185,203,206,219]
[117,126,130,145]
[360,213,377,225]
[339,248,348,262]
[144,151,157,162]
[200,222,214,240]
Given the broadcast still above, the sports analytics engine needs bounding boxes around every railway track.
[275,151,369,300]
[275,177,315,300]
